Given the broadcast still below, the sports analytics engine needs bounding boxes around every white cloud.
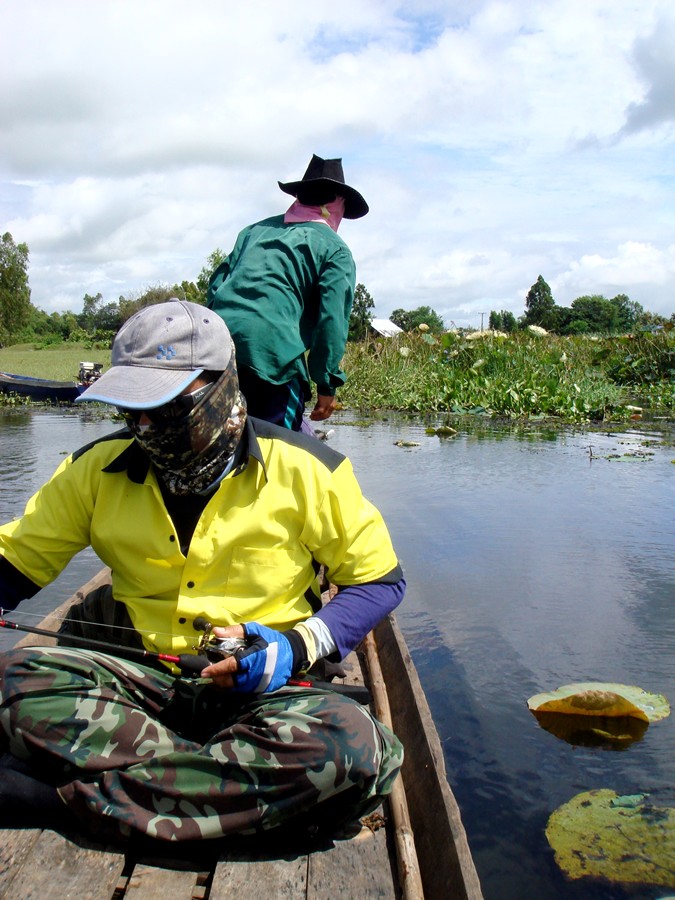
[553,241,675,309]
[0,0,673,327]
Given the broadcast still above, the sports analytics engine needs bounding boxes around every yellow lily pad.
[527,682,670,723]
[546,789,675,887]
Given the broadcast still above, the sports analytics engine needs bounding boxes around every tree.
[79,292,104,333]
[489,309,517,332]
[390,305,445,333]
[0,232,32,343]
[609,294,643,332]
[348,283,375,342]
[570,295,620,334]
[118,284,178,322]
[523,276,556,329]
[196,248,227,304]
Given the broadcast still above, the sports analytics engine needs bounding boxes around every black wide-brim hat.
[278,154,369,219]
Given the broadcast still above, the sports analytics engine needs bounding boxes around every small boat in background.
[0,362,103,404]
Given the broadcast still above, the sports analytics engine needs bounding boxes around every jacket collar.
[102,417,268,485]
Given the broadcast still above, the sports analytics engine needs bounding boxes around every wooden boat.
[0,569,482,899]
[0,363,103,404]
[0,371,86,403]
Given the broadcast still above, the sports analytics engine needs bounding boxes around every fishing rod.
[0,613,208,676]
[0,613,370,702]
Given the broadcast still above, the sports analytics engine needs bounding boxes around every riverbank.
[1,330,673,426]
[341,328,675,424]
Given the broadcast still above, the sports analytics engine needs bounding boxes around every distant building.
[370,318,403,338]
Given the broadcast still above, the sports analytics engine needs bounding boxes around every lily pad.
[527,682,670,723]
[546,789,675,887]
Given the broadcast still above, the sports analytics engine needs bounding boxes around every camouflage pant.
[0,646,403,842]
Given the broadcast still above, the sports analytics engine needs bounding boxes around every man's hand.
[309,393,336,421]
[201,622,298,693]
[200,624,245,688]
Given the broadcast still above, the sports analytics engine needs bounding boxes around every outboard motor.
[78,362,103,385]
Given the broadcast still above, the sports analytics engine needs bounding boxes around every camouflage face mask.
[128,355,247,495]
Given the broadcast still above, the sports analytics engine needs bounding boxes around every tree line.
[490,275,672,335]
[1,232,672,350]
[0,232,226,348]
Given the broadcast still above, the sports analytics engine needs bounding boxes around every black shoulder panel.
[250,417,345,474]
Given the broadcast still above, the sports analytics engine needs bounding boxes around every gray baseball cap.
[77,299,233,409]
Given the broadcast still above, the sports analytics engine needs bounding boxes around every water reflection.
[328,413,675,900]
[531,711,649,749]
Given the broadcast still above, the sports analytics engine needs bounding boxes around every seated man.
[0,299,405,843]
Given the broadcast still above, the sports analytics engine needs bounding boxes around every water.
[1,407,673,898]
[0,407,115,642]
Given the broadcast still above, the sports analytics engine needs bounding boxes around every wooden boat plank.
[0,827,41,894]
[373,616,483,900]
[2,828,125,899]
[124,861,208,899]
[307,827,396,899]
[211,852,308,898]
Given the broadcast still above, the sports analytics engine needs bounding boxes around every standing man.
[0,300,404,842]
[207,154,368,431]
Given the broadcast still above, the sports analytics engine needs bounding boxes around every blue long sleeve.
[315,578,406,659]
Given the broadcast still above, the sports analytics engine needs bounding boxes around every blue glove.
[232,622,307,694]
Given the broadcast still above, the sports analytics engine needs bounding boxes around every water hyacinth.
[339,328,674,423]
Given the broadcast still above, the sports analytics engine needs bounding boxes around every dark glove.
[233,622,308,693]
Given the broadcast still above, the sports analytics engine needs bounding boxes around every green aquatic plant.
[546,789,675,888]
[342,332,633,422]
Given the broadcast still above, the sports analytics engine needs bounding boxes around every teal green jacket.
[207,216,356,396]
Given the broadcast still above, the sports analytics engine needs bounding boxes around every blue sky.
[1,0,674,329]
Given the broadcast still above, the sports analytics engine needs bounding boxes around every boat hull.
[0,372,85,403]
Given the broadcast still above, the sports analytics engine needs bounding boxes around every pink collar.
[283,196,345,232]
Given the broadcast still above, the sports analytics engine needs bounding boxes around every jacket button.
[187,581,195,589]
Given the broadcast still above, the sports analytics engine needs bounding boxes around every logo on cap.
[157,345,177,360]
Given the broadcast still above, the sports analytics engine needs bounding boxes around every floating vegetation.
[341,330,675,424]
[546,789,675,888]
[425,425,458,437]
[528,682,670,723]
[393,440,420,448]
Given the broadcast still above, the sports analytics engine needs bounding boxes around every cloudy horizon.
[2,0,674,330]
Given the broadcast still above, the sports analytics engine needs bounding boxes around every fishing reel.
[193,616,247,663]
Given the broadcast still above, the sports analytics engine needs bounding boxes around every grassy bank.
[341,329,675,424]
[0,344,110,382]
[1,330,673,425]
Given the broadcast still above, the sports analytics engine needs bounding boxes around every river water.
[0,407,673,898]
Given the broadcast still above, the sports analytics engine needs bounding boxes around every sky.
[1,0,674,330]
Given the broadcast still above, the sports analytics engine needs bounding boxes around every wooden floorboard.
[307,825,397,899]
[0,828,42,895]
[0,828,126,899]
[124,862,208,899]
[211,851,308,897]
